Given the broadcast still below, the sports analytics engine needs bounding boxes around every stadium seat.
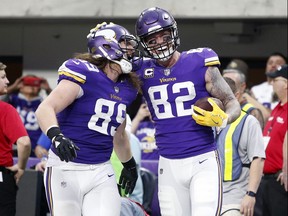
[140,167,156,214]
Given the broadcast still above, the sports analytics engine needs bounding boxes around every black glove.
[119,157,138,195]
[47,126,80,162]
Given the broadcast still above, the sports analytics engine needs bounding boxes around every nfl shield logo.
[114,86,119,93]
[61,181,67,188]
[164,69,171,76]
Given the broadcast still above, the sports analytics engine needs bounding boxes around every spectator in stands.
[34,133,50,172]
[255,64,287,216]
[226,59,249,78]
[249,52,287,122]
[7,74,52,156]
[120,198,149,216]
[222,68,265,129]
[218,77,265,216]
[131,101,159,161]
[0,62,31,216]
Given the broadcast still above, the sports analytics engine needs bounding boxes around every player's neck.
[279,94,287,105]
[157,51,180,68]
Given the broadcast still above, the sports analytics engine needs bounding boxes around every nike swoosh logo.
[199,159,208,164]
[212,119,219,125]
[108,174,114,177]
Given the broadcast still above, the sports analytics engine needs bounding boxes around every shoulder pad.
[58,59,91,84]
[187,47,220,67]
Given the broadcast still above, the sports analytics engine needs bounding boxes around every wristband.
[41,155,48,162]
[121,157,136,170]
[246,191,256,197]
[46,126,61,140]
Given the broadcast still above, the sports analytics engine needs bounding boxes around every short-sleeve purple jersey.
[136,120,159,160]
[53,58,137,164]
[136,48,220,159]
[9,93,42,151]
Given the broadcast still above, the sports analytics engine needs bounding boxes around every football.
[193,97,224,115]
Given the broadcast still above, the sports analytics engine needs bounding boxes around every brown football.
[193,97,224,115]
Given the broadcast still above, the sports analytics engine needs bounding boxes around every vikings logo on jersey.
[136,121,159,160]
[141,136,157,152]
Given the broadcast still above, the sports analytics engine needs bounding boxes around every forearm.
[247,158,264,193]
[131,117,141,134]
[34,145,49,159]
[250,108,265,130]
[283,132,287,176]
[243,93,271,123]
[16,136,31,170]
[131,104,150,134]
[7,84,18,94]
[113,130,133,162]
[36,80,80,133]
[225,99,241,124]
[7,78,21,94]
[35,102,59,134]
[205,66,240,124]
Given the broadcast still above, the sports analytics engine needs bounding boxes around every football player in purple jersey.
[35,33,141,216]
[135,7,241,216]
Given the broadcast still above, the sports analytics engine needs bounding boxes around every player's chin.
[112,69,122,76]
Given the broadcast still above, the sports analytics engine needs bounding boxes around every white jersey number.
[148,81,196,119]
[88,98,126,136]
[17,106,39,131]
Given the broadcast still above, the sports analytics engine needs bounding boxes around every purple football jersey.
[136,121,159,160]
[53,59,137,164]
[136,48,221,159]
[9,93,42,152]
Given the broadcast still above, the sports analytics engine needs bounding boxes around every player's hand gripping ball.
[192,97,227,128]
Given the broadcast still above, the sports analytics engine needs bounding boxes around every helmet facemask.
[110,58,132,74]
[142,26,178,61]
[118,35,143,71]
[88,36,132,74]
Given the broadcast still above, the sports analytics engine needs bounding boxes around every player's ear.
[234,91,241,100]
[240,82,246,94]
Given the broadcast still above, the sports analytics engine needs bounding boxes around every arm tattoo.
[206,67,241,123]
[206,67,234,106]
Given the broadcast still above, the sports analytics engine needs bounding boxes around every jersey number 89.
[88,98,126,136]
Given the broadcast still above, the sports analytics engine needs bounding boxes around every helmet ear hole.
[103,44,111,50]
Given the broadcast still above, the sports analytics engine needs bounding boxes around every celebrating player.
[35,33,141,216]
[135,7,241,216]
